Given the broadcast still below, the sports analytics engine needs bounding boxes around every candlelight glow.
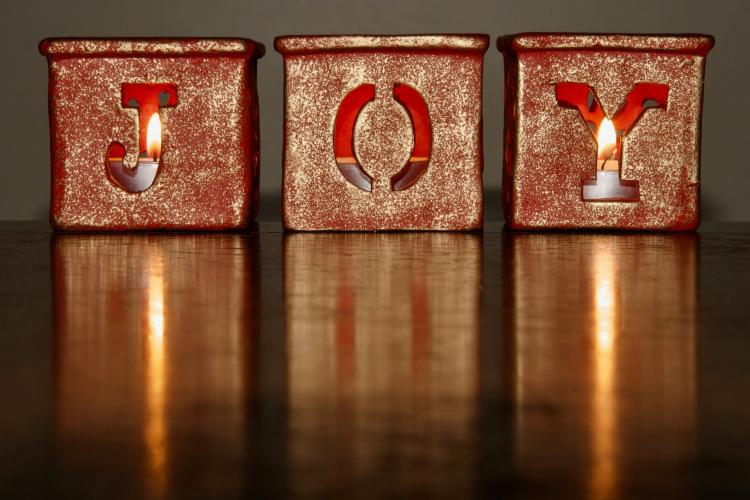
[591,241,617,499]
[597,118,617,160]
[145,249,167,498]
[147,113,162,161]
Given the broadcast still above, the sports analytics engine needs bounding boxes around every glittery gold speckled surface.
[503,33,712,54]
[40,38,263,57]
[41,38,263,231]
[276,35,488,54]
[277,35,488,231]
[499,34,713,230]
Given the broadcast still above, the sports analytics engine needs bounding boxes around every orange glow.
[145,250,167,497]
[591,241,617,499]
[597,118,617,160]
[147,113,161,161]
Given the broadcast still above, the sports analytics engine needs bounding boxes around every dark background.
[2,0,746,220]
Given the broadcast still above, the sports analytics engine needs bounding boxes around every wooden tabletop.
[1,221,749,498]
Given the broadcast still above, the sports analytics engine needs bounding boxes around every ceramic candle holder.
[40,38,264,231]
[275,35,489,231]
[498,33,714,230]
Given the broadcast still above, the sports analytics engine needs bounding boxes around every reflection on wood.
[506,233,697,499]
[284,233,481,497]
[144,247,166,497]
[591,243,616,500]
[52,234,258,499]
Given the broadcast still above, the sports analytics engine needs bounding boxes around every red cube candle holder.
[275,35,489,231]
[498,34,714,230]
[39,38,264,231]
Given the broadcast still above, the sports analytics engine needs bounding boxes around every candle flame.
[147,113,161,161]
[597,118,617,160]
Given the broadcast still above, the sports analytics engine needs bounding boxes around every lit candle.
[596,118,618,171]
[583,115,639,202]
[147,112,161,162]
[107,111,161,193]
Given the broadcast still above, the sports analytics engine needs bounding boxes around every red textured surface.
[498,33,714,231]
[40,38,263,231]
[277,35,488,231]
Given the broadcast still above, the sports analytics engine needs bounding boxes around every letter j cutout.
[106,83,178,193]
[556,82,669,202]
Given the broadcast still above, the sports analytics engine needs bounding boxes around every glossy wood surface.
[1,221,749,498]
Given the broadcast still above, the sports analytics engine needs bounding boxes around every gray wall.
[1,0,746,220]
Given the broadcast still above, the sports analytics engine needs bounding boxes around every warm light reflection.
[508,234,697,498]
[144,248,167,498]
[284,233,481,496]
[52,234,257,497]
[147,113,161,161]
[593,245,616,352]
[591,241,617,499]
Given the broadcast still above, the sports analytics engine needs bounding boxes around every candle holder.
[40,38,264,231]
[275,35,489,231]
[498,34,714,230]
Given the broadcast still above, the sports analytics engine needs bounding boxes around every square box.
[40,38,264,231]
[498,34,714,230]
[275,35,489,231]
